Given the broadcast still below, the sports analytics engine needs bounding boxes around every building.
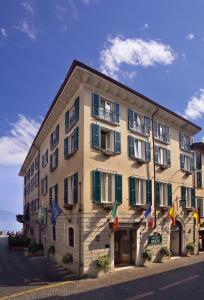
[19,60,202,276]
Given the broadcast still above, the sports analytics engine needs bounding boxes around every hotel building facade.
[19,60,203,276]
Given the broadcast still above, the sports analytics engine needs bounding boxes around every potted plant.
[28,243,44,256]
[62,253,73,264]
[186,242,195,256]
[48,245,55,260]
[96,255,111,275]
[160,246,171,262]
[143,248,153,266]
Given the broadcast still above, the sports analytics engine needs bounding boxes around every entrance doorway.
[170,221,182,256]
[114,229,135,267]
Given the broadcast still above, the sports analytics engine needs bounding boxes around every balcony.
[99,108,119,124]
[181,144,191,152]
[155,132,170,144]
[133,122,150,135]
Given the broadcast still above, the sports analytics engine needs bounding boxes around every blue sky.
[1,0,204,229]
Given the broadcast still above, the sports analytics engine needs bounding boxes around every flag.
[193,208,200,227]
[144,205,153,230]
[110,201,119,231]
[168,206,175,225]
[50,200,62,225]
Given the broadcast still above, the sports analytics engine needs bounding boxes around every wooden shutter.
[128,109,134,130]
[92,170,101,203]
[50,133,53,149]
[167,149,171,166]
[154,145,159,164]
[153,121,158,138]
[55,149,58,167]
[49,153,52,170]
[114,103,120,123]
[73,173,78,204]
[56,125,59,144]
[54,184,58,204]
[75,97,79,122]
[64,137,69,158]
[168,184,172,207]
[128,135,135,158]
[49,187,52,207]
[155,182,160,206]
[196,171,202,188]
[179,132,183,149]
[144,116,150,134]
[65,111,69,132]
[181,186,186,208]
[64,177,68,204]
[92,123,101,149]
[115,174,122,204]
[145,141,151,162]
[74,127,78,151]
[190,157,194,172]
[129,177,136,206]
[180,154,184,170]
[92,93,100,116]
[196,152,202,170]
[191,188,195,208]
[114,131,121,154]
[146,180,152,205]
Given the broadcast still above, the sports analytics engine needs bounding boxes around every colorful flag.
[193,208,200,227]
[168,206,175,225]
[50,200,62,225]
[110,201,119,231]
[144,205,153,230]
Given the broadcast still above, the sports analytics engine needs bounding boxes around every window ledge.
[50,143,58,152]
[101,149,117,156]
[135,157,146,164]
[135,204,146,210]
[154,137,170,145]
[64,204,74,210]
[64,150,77,160]
[101,202,115,210]
[129,128,150,137]
[157,163,170,169]
[158,205,169,211]
[182,170,192,175]
[65,120,77,134]
[93,115,119,126]
[50,165,58,172]
[180,147,192,154]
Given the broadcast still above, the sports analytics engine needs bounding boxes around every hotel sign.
[148,233,162,245]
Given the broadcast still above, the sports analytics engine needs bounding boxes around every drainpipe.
[151,106,159,229]
[78,181,82,277]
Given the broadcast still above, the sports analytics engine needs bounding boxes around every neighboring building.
[19,60,202,276]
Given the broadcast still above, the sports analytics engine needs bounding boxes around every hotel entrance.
[114,229,136,267]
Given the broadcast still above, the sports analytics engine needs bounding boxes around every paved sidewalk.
[3,252,204,300]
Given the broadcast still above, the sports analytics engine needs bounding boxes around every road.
[0,237,74,298]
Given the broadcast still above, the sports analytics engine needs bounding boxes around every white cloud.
[184,89,204,119]
[0,115,41,166]
[186,33,194,40]
[100,35,176,79]
[1,28,8,38]
[81,0,99,3]
[15,20,37,40]
[144,23,149,29]
[21,1,34,15]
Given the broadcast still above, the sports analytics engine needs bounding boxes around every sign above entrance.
[148,232,162,245]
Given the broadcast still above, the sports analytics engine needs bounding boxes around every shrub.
[143,248,153,262]
[186,242,195,254]
[96,255,111,272]
[28,243,44,254]
[62,253,73,264]
[160,247,171,257]
[8,236,30,248]
[48,245,55,255]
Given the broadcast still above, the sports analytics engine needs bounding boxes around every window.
[185,188,191,208]
[35,156,39,171]
[92,124,121,155]
[135,178,146,205]
[41,176,48,195]
[134,139,145,161]
[156,182,172,207]
[30,176,35,191]
[154,121,170,143]
[50,148,58,171]
[155,146,171,167]
[92,93,120,124]
[196,198,204,217]
[129,177,151,206]
[50,125,59,150]
[195,151,202,170]
[179,132,193,151]
[181,186,194,208]
[65,97,79,132]
[31,162,35,176]
[64,173,78,205]
[52,226,56,241]
[35,172,39,187]
[64,127,78,159]
[101,173,115,203]
[49,184,58,206]
[128,109,150,135]
[180,154,193,173]
[68,226,75,247]
[42,150,48,168]
[196,171,202,188]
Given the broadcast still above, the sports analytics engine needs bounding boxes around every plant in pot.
[186,242,195,256]
[62,253,73,264]
[160,247,171,262]
[143,248,153,266]
[48,245,55,259]
[28,243,44,256]
[96,255,111,275]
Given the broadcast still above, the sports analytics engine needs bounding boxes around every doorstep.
[114,265,136,271]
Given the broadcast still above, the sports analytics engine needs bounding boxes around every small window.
[50,125,59,150]
[31,162,35,176]
[154,121,170,143]
[35,156,39,171]
[68,227,74,247]
[134,139,146,161]
[41,176,48,195]
[50,148,58,171]
[196,198,204,217]
[42,150,48,168]
[52,226,56,241]
[159,183,168,206]
[179,132,193,151]
[69,105,76,127]
[158,147,167,165]
[101,128,114,151]
[136,178,146,205]
[101,173,115,203]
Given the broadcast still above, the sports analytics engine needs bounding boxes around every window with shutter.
[181,154,193,174]
[195,152,202,170]
[196,171,202,188]
[154,121,170,144]
[128,109,150,135]
[50,148,58,171]
[50,125,60,150]
[128,135,150,163]
[179,132,192,151]
[155,146,171,167]
[92,170,101,203]
[196,198,204,217]
[65,97,80,132]
[181,186,191,208]
[64,127,79,159]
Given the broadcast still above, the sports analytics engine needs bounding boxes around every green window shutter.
[190,157,194,172]
[55,149,58,167]
[74,127,78,151]
[73,172,78,204]
[145,141,151,162]
[92,123,101,149]
[64,177,68,204]
[167,184,172,207]
[49,154,52,170]
[115,174,122,204]
[129,177,136,206]
[128,135,135,158]
[196,152,202,169]
[154,145,159,164]
[153,121,158,137]
[92,93,100,117]
[156,182,160,206]
[167,149,171,166]
[56,125,59,144]
[114,131,121,154]
[128,109,134,130]
[50,133,53,149]
[146,180,152,205]
[92,170,101,203]
[75,97,79,122]
[64,137,69,158]
[181,186,186,208]
[180,154,184,170]
[114,103,120,123]
[197,171,202,188]
[65,111,69,132]
[191,188,195,208]
[179,132,183,149]
[144,116,150,135]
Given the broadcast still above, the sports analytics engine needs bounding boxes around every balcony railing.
[133,122,150,135]
[181,143,191,152]
[155,132,170,143]
[99,108,119,123]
